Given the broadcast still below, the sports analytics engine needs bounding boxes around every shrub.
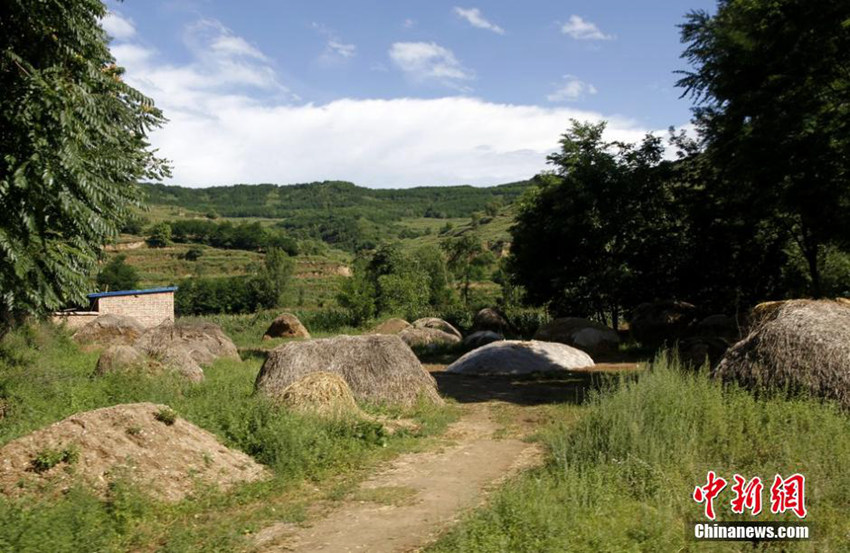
[153,407,177,425]
[31,446,79,473]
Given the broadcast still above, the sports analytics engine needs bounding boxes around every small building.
[53,286,177,329]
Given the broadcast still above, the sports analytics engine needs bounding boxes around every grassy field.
[427,356,850,552]
[0,323,456,552]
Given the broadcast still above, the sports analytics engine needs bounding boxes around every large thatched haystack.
[714,300,850,409]
[446,340,594,375]
[73,314,144,347]
[263,313,310,340]
[255,335,443,407]
[411,318,462,340]
[369,318,412,335]
[533,317,619,355]
[279,372,362,417]
[135,320,239,366]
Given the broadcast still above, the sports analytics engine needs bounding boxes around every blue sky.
[103,0,716,188]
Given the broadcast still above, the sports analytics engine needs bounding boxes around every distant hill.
[140,180,531,222]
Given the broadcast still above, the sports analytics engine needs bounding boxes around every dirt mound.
[0,403,268,501]
[369,318,412,335]
[473,308,513,334]
[73,314,145,347]
[714,300,850,409]
[534,317,619,355]
[279,372,362,417]
[263,313,310,340]
[411,318,462,340]
[135,320,239,366]
[255,335,443,407]
[446,340,594,375]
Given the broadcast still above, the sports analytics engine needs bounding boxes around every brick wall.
[96,292,174,328]
[52,312,99,330]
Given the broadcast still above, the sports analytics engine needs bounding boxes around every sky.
[102,0,716,188]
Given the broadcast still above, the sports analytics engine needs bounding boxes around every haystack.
[263,313,310,340]
[95,345,148,375]
[399,326,461,348]
[369,318,412,335]
[714,300,850,409]
[446,340,594,375]
[73,314,144,346]
[473,308,513,334]
[135,320,239,366]
[629,300,697,348]
[278,372,362,417]
[533,317,619,355]
[411,317,462,340]
[95,345,204,382]
[255,335,443,407]
[0,403,268,501]
[463,330,503,349]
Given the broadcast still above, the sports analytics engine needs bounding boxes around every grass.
[428,355,850,552]
[0,322,456,552]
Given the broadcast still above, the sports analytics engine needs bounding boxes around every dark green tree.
[146,222,172,248]
[96,255,139,292]
[441,233,493,306]
[0,0,169,332]
[507,121,683,325]
[677,0,850,297]
[248,248,294,309]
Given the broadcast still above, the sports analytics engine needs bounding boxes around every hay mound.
[473,308,513,334]
[463,330,503,349]
[263,313,310,340]
[255,334,443,407]
[135,320,239,366]
[369,318,412,335]
[411,318,462,340]
[446,340,594,375]
[279,372,362,417]
[629,300,698,348]
[73,314,144,347]
[534,317,619,355]
[714,300,850,409]
[95,345,148,375]
[0,403,268,501]
[399,326,461,348]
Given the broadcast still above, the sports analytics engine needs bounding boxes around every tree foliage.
[677,0,850,296]
[95,255,139,292]
[0,0,169,329]
[508,121,683,324]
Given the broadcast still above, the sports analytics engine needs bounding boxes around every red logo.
[693,472,806,520]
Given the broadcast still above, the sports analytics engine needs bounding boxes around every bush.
[96,255,139,292]
[145,222,172,248]
[504,307,551,339]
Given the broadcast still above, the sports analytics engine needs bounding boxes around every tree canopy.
[0,0,169,330]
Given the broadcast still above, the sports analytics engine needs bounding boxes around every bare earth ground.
[253,364,640,553]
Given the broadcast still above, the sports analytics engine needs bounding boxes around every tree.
[0,0,169,332]
[507,121,683,325]
[96,255,139,292]
[146,223,172,248]
[441,233,492,306]
[677,0,850,297]
[248,248,294,309]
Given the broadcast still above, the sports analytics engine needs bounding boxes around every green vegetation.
[0,0,168,333]
[429,356,850,552]
[31,445,79,474]
[153,407,177,426]
[96,255,140,293]
[0,323,456,552]
[169,219,299,256]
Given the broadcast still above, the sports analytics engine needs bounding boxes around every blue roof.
[88,286,178,299]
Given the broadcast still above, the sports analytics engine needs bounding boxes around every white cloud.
[312,23,356,62]
[389,42,473,90]
[453,7,505,34]
[547,76,597,102]
[560,15,613,40]
[110,20,660,188]
[101,11,136,40]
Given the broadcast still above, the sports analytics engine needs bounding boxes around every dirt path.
[254,402,543,553]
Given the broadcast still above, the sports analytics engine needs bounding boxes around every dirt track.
[253,368,638,552]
